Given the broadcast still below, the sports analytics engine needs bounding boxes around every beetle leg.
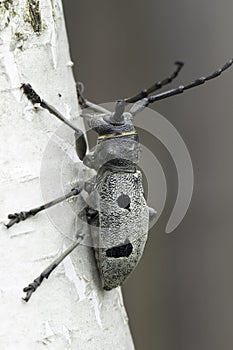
[22,231,86,302]
[5,186,82,229]
[21,84,84,133]
[21,83,88,161]
[76,81,111,114]
[75,129,87,161]
[22,206,97,302]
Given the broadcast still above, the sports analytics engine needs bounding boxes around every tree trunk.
[0,1,135,349]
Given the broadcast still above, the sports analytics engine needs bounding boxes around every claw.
[22,272,49,302]
[6,211,31,228]
[22,287,35,302]
[23,277,41,302]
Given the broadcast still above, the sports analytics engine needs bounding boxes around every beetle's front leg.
[76,81,111,114]
[21,83,88,160]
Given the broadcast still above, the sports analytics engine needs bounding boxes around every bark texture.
[0,1,135,349]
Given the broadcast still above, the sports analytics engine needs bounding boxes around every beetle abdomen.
[93,169,149,290]
[95,235,148,290]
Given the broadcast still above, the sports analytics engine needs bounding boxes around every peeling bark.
[0,1,135,349]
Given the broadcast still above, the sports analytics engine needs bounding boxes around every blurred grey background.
[63,1,233,349]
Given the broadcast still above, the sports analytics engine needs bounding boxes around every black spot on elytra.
[117,194,131,211]
[106,239,133,258]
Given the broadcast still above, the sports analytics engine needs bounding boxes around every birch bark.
[0,1,135,349]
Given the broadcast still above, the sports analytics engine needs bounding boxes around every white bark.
[0,1,135,349]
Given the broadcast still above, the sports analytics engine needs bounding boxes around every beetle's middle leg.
[6,186,83,229]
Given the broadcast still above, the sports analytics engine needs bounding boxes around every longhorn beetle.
[5,59,233,302]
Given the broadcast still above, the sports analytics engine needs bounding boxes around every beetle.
[5,58,233,301]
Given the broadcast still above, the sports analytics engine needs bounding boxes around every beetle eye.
[117,194,131,210]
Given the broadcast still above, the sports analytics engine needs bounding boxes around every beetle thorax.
[84,112,141,170]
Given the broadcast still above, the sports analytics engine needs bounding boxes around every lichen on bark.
[27,0,42,33]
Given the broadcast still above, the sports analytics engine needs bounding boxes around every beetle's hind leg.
[22,206,98,302]
[23,231,86,302]
[6,186,82,229]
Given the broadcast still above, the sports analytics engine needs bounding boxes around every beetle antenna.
[122,61,184,104]
[146,58,233,104]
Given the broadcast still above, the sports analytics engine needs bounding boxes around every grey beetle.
[5,59,233,301]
